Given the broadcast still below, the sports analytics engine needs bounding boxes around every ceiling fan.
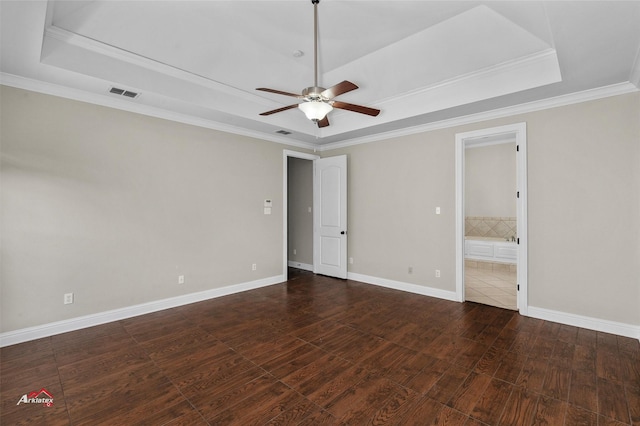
[256,0,380,128]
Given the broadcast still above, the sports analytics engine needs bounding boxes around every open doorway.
[287,156,314,272]
[464,139,518,309]
[455,123,528,315]
[283,150,319,280]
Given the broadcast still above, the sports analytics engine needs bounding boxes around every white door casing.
[455,122,528,315]
[313,155,348,279]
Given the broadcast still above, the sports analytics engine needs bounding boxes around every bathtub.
[464,236,517,264]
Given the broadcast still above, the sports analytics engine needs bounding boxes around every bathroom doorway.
[455,123,528,314]
[464,140,517,309]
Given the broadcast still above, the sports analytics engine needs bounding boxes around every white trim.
[3,72,636,152]
[44,26,267,105]
[455,123,528,314]
[41,25,563,142]
[0,275,284,348]
[516,125,528,315]
[455,139,465,303]
[283,150,320,280]
[319,82,638,151]
[318,48,558,140]
[372,49,558,108]
[287,261,314,272]
[0,73,318,151]
[464,134,517,149]
[348,273,458,302]
[349,274,640,342]
[629,43,640,89]
[528,306,640,342]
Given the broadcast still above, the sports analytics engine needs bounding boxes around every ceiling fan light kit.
[257,0,380,128]
[299,100,333,121]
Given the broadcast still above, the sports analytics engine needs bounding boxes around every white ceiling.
[2,1,639,149]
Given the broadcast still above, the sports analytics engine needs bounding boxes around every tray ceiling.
[1,1,639,148]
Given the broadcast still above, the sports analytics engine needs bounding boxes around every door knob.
[341,231,346,235]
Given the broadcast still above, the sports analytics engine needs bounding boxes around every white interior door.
[314,155,347,279]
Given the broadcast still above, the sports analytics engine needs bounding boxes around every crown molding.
[44,26,272,107]
[40,26,563,142]
[375,49,558,107]
[318,48,561,139]
[319,81,639,151]
[2,72,636,153]
[0,72,317,150]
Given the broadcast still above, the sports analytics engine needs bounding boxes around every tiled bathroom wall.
[465,216,517,239]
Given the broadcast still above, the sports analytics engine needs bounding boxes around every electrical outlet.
[408,266,413,274]
[64,293,74,304]
[435,269,441,278]
[178,275,185,284]
[349,257,354,264]
[252,263,257,271]
[293,249,297,255]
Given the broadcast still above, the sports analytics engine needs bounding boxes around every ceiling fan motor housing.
[302,86,327,101]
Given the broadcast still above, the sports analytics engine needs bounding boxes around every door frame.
[283,150,320,280]
[455,122,528,315]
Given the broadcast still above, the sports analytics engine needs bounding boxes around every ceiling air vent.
[109,87,140,99]
[276,130,292,135]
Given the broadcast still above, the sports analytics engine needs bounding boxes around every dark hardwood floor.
[2,269,639,425]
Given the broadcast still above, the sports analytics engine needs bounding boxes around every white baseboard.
[4,274,637,347]
[287,261,314,272]
[348,272,458,302]
[528,306,640,341]
[348,273,640,342]
[0,275,284,347]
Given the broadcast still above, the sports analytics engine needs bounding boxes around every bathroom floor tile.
[477,288,513,297]
[465,264,517,310]
[465,288,484,297]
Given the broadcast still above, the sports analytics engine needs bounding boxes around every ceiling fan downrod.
[312,0,320,90]
[300,0,325,103]
[255,0,380,127]
[298,0,329,122]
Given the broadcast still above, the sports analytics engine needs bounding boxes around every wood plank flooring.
[1,269,639,425]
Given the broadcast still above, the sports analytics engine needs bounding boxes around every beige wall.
[329,130,457,291]
[287,157,313,265]
[2,85,639,334]
[0,86,299,332]
[329,92,640,326]
[523,93,639,325]
[465,142,516,217]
